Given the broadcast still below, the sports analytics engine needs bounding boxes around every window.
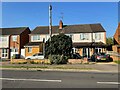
[11,48,18,52]
[95,33,101,40]
[28,47,32,53]
[12,36,17,41]
[80,33,89,40]
[1,49,8,58]
[1,37,7,41]
[32,35,40,41]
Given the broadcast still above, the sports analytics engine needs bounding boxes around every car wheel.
[106,59,109,62]
[95,59,98,62]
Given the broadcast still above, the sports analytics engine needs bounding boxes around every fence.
[106,51,120,61]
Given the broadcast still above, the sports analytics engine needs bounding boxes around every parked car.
[25,53,44,60]
[71,53,82,59]
[91,53,110,62]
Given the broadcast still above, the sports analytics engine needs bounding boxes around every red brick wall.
[10,35,20,54]
[20,28,31,49]
[114,23,120,45]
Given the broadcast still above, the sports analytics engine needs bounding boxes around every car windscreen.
[38,53,43,56]
[100,53,106,55]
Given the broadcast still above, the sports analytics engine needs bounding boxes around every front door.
[83,48,90,58]
[95,48,102,53]
[10,48,18,57]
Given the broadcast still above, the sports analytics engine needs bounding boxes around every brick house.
[0,27,31,59]
[25,20,106,58]
[113,23,120,54]
[24,26,59,57]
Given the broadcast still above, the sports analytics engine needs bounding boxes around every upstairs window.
[32,35,40,41]
[95,33,101,40]
[80,33,89,40]
[0,36,7,42]
[12,36,17,41]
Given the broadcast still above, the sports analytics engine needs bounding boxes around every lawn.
[114,60,120,64]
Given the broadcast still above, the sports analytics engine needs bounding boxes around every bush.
[45,34,73,58]
[30,61,39,64]
[49,55,68,64]
[18,62,27,64]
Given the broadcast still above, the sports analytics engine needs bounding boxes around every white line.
[0,78,62,82]
[97,82,120,85]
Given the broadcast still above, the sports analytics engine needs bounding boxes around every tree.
[45,34,73,58]
[106,37,114,46]
[106,37,114,51]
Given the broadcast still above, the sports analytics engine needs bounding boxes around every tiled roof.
[31,23,106,34]
[31,26,59,34]
[0,27,29,35]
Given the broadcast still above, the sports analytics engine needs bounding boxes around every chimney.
[59,20,63,29]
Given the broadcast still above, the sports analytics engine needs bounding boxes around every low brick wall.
[110,56,120,61]
[10,59,50,64]
[68,58,89,64]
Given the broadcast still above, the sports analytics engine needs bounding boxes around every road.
[1,70,119,88]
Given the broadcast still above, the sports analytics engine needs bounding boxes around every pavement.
[0,61,119,73]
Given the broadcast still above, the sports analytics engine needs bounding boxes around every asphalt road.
[1,70,119,88]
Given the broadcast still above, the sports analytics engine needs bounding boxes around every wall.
[10,35,20,54]
[30,34,50,42]
[20,28,31,49]
[0,35,9,48]
[25,46,39,57]
[114,23,120,45]
[72,33,92,43]
[66,32,106,44]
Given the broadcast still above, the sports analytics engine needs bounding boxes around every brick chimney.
[59,20,63,29]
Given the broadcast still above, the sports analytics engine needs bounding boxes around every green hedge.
[48,55,68,64]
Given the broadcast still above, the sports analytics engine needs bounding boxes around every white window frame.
[1,49,8,58]
[28,47,32,53]
[80,33,89,40]
[11,48,18,52]
[32,35,41,41]
[12,36,17,41]
[1,37,7,42]
[95,33,101,40]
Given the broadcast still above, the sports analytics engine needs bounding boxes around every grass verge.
[114,60,120,64]
[0,65,94,70]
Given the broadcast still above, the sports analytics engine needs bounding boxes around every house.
[24,26,59,57]
[25,20,106,58]
[113,23,120,54]
[0,27,31,59]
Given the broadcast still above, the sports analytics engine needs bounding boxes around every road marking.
[97,82,120,85]
[0,78,62,82]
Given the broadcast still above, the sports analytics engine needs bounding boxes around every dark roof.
[24,42,42,46]
[0,27,29,35]
[31,23,105,34]
[31,26,59,34]
[73,42,106,48]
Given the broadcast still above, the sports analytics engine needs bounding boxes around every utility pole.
[49,4,52,41]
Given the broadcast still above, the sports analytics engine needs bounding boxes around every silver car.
[25,53,44,60]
